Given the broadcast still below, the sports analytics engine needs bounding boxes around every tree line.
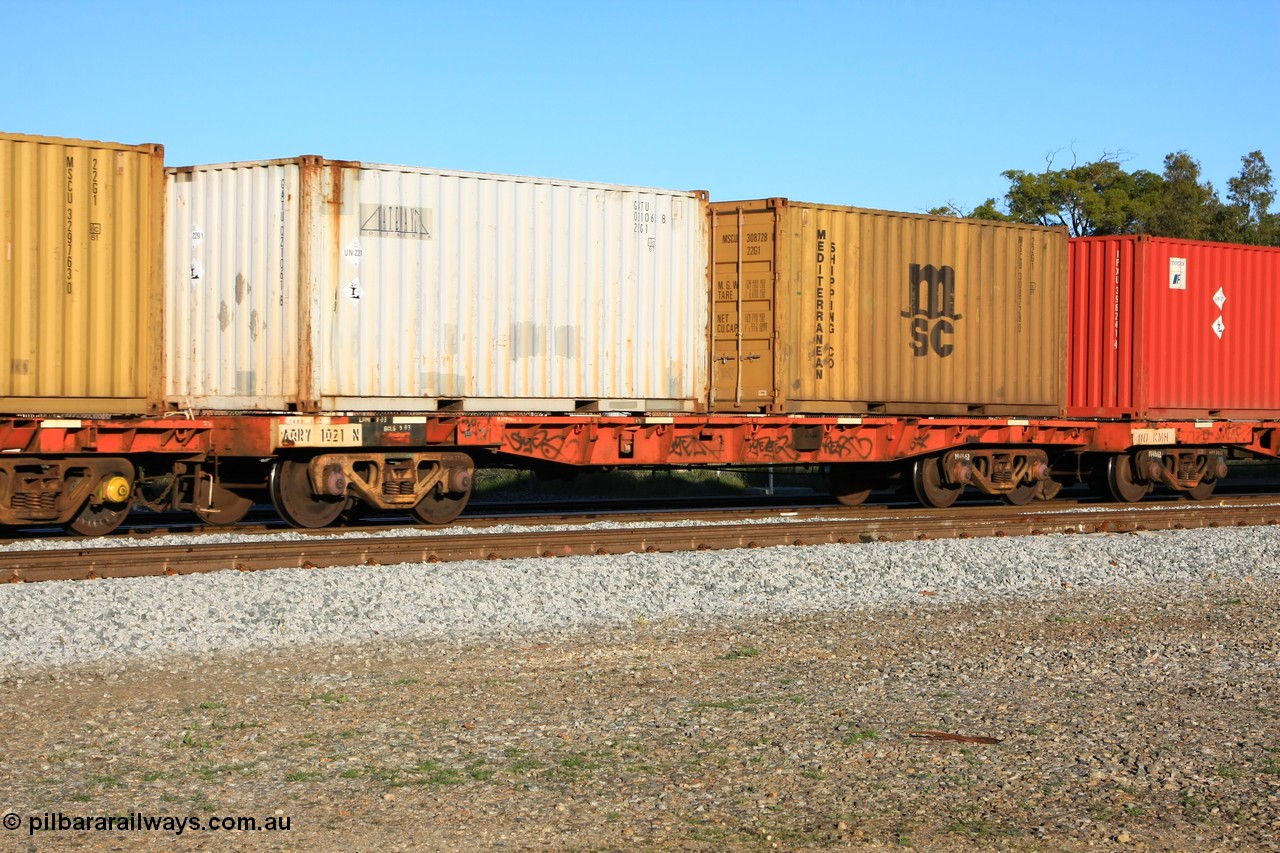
[932,150,1278,246]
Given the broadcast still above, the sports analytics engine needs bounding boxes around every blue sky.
[5,0,1276,214]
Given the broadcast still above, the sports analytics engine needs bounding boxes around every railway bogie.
[264,451,475,529]
[1103,448,1228,503]
[1073,446,1232,503]
[1129,447,1226,498]
[0,456,135,533]
[933,448,1053,503]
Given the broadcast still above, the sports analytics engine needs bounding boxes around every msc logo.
[901,263,962,357]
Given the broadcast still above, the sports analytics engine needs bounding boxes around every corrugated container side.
[710,200,1067,414]
[1068,236,1280,418]
[166,160,302,409]
[1067,236,1128,416]
[1,132,164,414]
[166,158,708,412]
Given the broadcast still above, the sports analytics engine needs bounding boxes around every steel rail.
[4,498,1279,585]
[7,480,1278,544]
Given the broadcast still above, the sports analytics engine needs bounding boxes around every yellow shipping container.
[709,199,1067,415]
[0,132,165,414]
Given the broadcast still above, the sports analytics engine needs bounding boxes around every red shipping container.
[1068,235,1280,419]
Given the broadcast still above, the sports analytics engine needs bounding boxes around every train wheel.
[912,456,962,509]
[64,500,129,536]
[1186,478,1217,501]
[192,479,254,526]
[828,465,873,507]
[411,479,473,525]
[63,467,133,536]
[1002,481,1039,506]
[269,459,345,529]
[1105,454,1151,503]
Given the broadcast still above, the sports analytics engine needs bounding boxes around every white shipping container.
[165,158,709,412]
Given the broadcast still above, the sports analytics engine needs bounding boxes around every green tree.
[1001,157,1161,236]
[936,149,1279,247]
[1146,151,1218,240]
[1214,150,1276,245]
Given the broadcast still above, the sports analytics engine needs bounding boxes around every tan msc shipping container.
[708,199,1067,415]
[0,132,165,414]
[166,158,709,413]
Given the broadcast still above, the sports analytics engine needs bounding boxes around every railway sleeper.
[0,457,134,532]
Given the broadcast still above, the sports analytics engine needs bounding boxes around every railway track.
[5,496,1279,585]
[8,476,1279,543]
[0,492,837,542]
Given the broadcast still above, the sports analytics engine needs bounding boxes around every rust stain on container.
[0,131,165,414]
[708,199,1068,415]
[166,158,709,413]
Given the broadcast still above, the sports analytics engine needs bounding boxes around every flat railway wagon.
[3,130,1280,535]
[196,196,1280,521]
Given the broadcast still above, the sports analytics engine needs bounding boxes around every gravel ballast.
[1,525,1277,671]
[2,526,1279,851]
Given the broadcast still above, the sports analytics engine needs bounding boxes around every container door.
[711,207,776,410]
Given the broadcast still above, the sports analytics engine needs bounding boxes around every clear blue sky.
[5,0,1276,214]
